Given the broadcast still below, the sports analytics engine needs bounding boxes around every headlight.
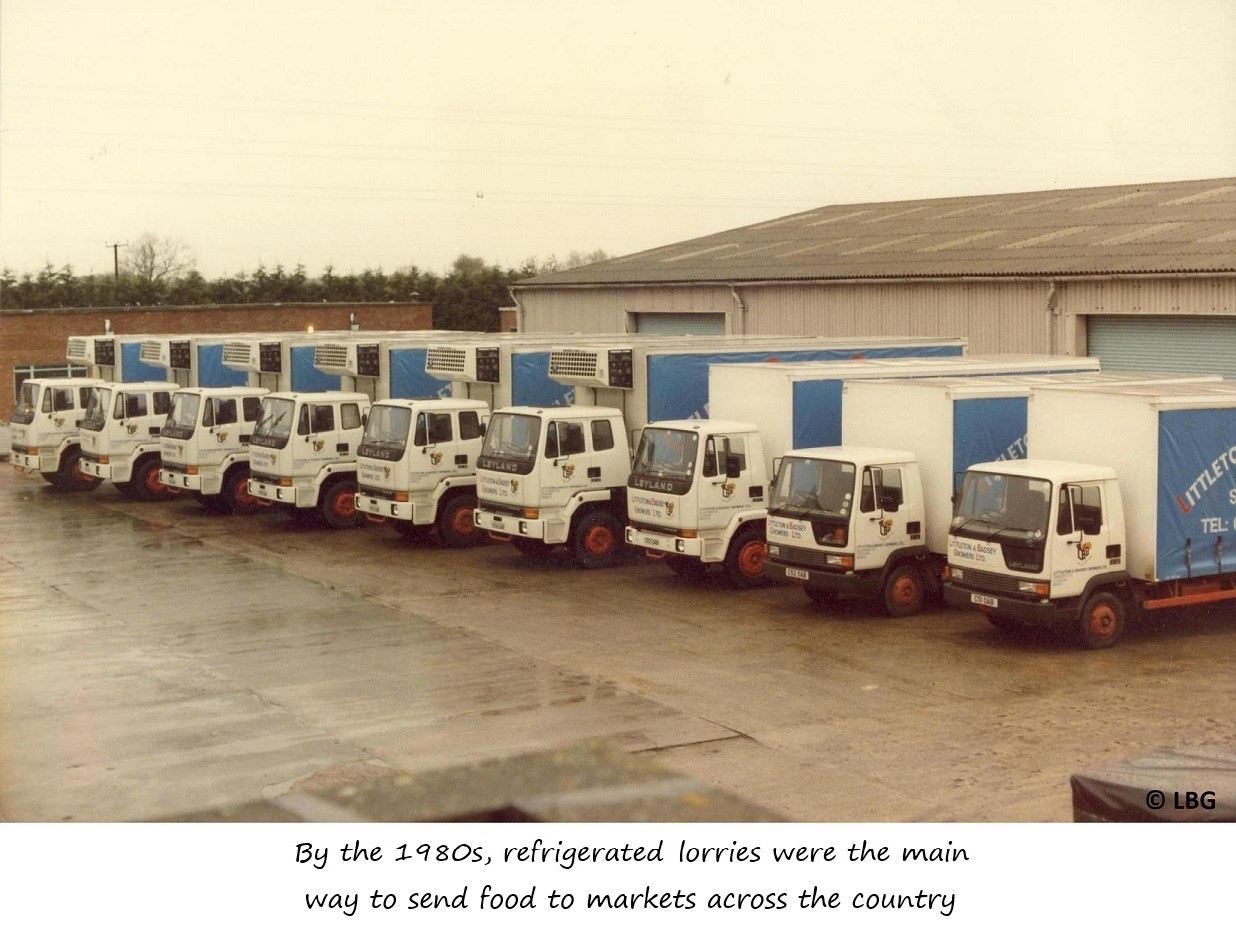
[768,545,780,556]
[825,555,854,569]
[675,539,686,553]
[1018,581,1050,597]
[949,567,963,581]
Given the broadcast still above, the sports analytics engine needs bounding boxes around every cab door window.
[458,410,482,441]
[311,405,335,433]
[340,403,361,431]
[125,394,148,418]
[1057,484,1103,535]
[51,388,76,412]
[214,398,238,426]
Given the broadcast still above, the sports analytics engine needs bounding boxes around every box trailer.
[138,334,282,388]
[310,331,474,400]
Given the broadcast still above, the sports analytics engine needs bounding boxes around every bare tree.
[122,233,196,284]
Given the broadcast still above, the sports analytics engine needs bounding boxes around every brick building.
[0,301,433,418]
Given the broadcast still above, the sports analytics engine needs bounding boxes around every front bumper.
[475,508,546,541]
[625,525,707,560]
[764,557,874,595]
[160,467,205,492]
[79,456,117,480]
[943,581,1068,626]
[11,449,42,470]
[356,492,415,522]
[249,476,310,507]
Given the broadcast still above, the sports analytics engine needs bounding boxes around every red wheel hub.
[145,468,166,495]
[738,540,766,577]
[584,525,614,555]
[235,481,257,508]
[892,574,920,606]
[333,491,356,518]
[452,507,475,536]
[1089,604,1117,637]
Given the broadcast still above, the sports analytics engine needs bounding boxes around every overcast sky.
[2,0,1234,279]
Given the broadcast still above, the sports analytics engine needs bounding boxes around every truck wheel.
[882,563,924,617]
[511,536,551,559]
[319,479,362,529]
[52,448,101,492]
[1078,592,1126,649]
[436,494,482,548]
[724,526,768,589]
[666,555,709,579]
[133,457,173,502]
[804,584,837,606]
[571,511,624,569]
[223,467,260,516]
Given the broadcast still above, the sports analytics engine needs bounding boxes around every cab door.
[1050,482,1115,598]
[853,464,913,570]
[694,433,752,532]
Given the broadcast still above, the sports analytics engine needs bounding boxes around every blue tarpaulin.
[388,347,450,399]
[291,346,341,392]
[197,344,248,388]
[1157,408,1236,580]
[120,342,168,383]
[953,397,1028,489]
[513,351,575,407]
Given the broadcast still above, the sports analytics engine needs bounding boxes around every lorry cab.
[158,386,269,513]
[944,460,1126,642]
[625,419,770,587]
[247,391,372,527]
[763,447,928,614]
[78,380,180,499]
[354,397,490,545]
[474,405,630,567]
[10,377,104,490]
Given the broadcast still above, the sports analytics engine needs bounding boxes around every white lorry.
[943,383,1236,648]
[158,385,270,513]
[627,356,1104,591]
[246,390,373,527]
[9,377,103,490]
[353,397,492,545]
[77,380,181,499]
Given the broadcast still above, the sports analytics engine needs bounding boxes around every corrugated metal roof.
[519,177,1236,286]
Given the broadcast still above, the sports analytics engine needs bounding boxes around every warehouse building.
[512,177,1236,377]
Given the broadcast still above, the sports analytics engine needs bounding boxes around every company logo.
[721,482,735,499]
[562,463,575,479]
[312,439,325,453]
[429,451,443,466]
[54,417,65,427]
[382,465,391,480]
[126,423,138,435]
[1076,540,1092,562]
[665,500,675,517]
[879,517,893,537]
[510,479,520,493]
[216,431,229,443]
[1175,442,1236,514]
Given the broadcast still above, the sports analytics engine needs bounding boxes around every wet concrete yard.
[3,467,1234,822]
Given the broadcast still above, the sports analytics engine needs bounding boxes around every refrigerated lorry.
[9,377,103,489]
[943,383,1236,648]
[77,380,181,499]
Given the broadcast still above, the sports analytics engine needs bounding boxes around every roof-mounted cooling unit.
[425,345,500,384]
[548,346,634,389]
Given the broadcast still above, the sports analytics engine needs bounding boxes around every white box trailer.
[66,334,169,382]
[311,331,474,399]
[944,382,1236,646]
[549,336,969,440]
[711,354,1101,455]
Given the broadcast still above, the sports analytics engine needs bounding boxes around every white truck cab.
[78,380,180,499]
[354,398,490,546]
[625,419,771,587]
[473,405,630,567]
[247,391,372,528]
[158,386,269,513]
[763,447,929,614]
[10,377,104,491]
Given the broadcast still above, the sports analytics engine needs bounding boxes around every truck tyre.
[666,555,708,579]
[510,536,551,559]
[724,525,768,589]
[804,584,837,606]
[133,457,173,502]
[436,493,482,548]
[1077,591,1126,649]
[571,510,624,569]
[882,562,924,617]
[319,479,363,529]
[52,448,101,492]
[223,467,260,516]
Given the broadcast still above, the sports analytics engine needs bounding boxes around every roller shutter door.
[1087,315,1236,379]
[633,312,726,335]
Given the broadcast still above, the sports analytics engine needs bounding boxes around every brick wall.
[0,302,433,419]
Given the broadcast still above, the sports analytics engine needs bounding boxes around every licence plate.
[785,567,810,581]
[640,534,662,548]
[971,593,998,608]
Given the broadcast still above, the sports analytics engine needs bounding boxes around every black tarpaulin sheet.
[1071,746,1236,822]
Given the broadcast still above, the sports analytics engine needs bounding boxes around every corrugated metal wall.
[516,276,1236,358]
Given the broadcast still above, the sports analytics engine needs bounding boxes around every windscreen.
[770,457,855,518]
[251,397,296,449]
[80,387,112,431]
[357,404,411,461]
[952,472,1051,541]
[629,428,699,495]
[163,392,201,440]
[478,412,540,475]
[13,382,39,424]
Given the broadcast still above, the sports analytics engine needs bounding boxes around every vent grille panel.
[314,343,350,369]
[549,349,601,379]
[140,340,164,364]
[426,347,468,373]
[66,337,89,360]
[222,341,254,366]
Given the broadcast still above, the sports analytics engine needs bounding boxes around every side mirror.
[771,456,782,483]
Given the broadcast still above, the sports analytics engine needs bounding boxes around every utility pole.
[106,242,126,305]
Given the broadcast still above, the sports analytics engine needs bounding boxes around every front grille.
[767,543,842,569]
[358,485,396,500]
[957,567,1021,594]
[161,462,191,475]
[250,472,280,484]
[314,343,350,369]
[426,346,467,374]
[629,520,675,535]
[549,348,600,379]
[478,499,522,518]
